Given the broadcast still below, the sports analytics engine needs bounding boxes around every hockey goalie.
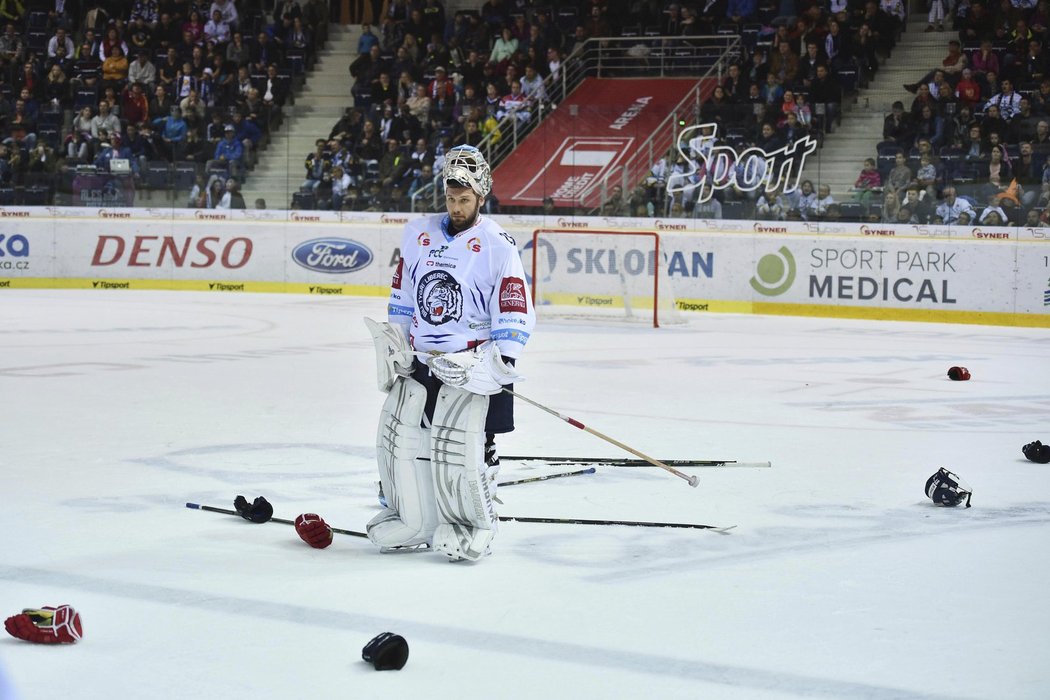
[365,145,536,562]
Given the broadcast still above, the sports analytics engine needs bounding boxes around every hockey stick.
[502,455,772,468]
[186,502,731,538]
[497,467,596,487]
[185,502,368,538]
[498,515,734,533]
[502,389,700,488]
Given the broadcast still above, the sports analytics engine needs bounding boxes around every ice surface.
[1,290,1049,699]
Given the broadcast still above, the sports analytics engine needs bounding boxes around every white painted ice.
[1,290,1048,699]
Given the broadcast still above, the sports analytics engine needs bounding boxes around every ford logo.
[292,238,373,273]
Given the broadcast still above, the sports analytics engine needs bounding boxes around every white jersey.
[388,213,535,360]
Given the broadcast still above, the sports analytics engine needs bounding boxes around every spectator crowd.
[0,0,327,207]
[7,0,1048,225]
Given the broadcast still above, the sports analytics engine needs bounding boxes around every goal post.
[529,229,683,328]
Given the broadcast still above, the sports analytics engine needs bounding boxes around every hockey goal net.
[529,229,684,328]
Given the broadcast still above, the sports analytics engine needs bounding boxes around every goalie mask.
[443,145,492,197]
[925,468,972,508]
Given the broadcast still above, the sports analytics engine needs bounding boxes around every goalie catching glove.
[426,342,522,395]
[5,605,83,644]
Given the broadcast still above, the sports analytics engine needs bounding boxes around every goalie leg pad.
[430,385,498,561]
[366,377,438,549]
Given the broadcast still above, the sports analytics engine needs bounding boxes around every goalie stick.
[502,456,772,468]
[503,389,700,488]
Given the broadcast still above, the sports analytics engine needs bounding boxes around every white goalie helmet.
[442,145,492,197]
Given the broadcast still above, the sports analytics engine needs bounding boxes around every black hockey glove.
[234,495,274,523]
[1022,441,1050,464]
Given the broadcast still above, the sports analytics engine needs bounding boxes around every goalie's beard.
[447,195,482,234]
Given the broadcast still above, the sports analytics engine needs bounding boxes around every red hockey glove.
[294,513,333,549]
[5,605,83,644]
[947,366,971,381]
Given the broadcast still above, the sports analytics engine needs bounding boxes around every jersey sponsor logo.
[291,238,373,273]
[388,303,413,318]
[428,244,454,259]
[467,237,482,252]
[491,328,529,345]
[499,276,528,313]
[417,270,463,325]
[417,232,431,246]
[498,231,516,246]
[392,257,404,289]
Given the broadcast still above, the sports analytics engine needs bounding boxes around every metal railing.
[474,34,741,212]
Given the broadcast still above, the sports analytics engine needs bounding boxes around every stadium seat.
[876,140,903,155]
[173,163,199,191]
[837,68,859,94]
[37,128,61,150]
[838,201,866,221]
[27,11,48,28]
[21,186,51,205]
[26,30,47,53]
[144,161,173,190]
[555,7,578,31]
[292,191,316,209]
[284,49,306,76]
[721,199,749,219]
[876,154,897,180]
[74,88,99,110]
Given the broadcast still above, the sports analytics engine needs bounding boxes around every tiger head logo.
[417,270,463,325]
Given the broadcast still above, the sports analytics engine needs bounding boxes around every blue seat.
[144,161,172,190]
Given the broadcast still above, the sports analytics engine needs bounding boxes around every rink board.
[0,207,1047,327]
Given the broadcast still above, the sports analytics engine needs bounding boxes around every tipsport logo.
[750,247,796,297]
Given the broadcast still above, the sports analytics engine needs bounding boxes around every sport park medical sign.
[667,124,819,203]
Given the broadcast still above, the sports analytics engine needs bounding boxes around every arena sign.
[669,124,819,203]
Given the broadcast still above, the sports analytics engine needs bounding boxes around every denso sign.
[92,235,253,268]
